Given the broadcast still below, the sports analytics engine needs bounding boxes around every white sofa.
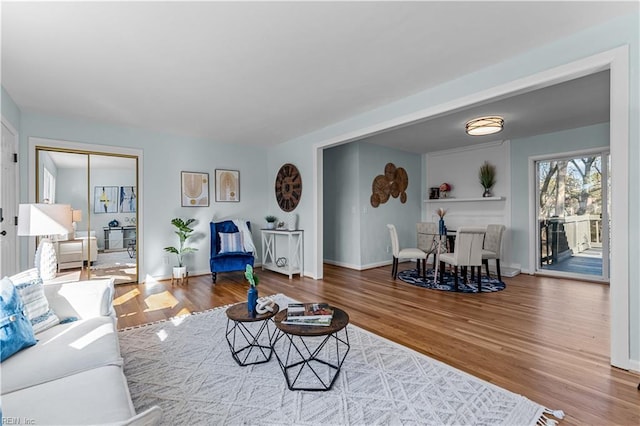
[1,274,161,425]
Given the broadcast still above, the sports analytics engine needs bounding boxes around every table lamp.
[17,203,73,280]
[71,209,82,238]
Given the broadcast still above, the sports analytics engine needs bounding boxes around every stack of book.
[282,303,334,326]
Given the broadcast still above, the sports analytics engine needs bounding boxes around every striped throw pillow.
[219,232,244,253]
[10,269,60,334]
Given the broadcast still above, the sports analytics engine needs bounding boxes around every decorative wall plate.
[275,163,302,212]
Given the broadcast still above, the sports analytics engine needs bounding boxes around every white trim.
[1,116,20,275]
[427,139,506,157]
[27,137,145,283]
[313,46,630,369]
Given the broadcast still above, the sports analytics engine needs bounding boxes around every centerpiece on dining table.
[436,208,448,236]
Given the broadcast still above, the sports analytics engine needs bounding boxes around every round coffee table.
[272,306,350,391]
[225,302,279,366]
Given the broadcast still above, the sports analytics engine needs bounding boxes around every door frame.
[312,46,630,368]
[27,137,144,282]
[1,116,20,276]
[529,147,610,282]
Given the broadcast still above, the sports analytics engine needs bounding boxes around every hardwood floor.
[113,264,640,425]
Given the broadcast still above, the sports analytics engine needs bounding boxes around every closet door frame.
[28,137,143,282]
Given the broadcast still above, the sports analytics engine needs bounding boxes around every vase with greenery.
[479,161,497,197]
[265,215,277,229]
[163,218,198,279]
[245,264,259,315]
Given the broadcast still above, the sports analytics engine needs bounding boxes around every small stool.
[171,271,188,286]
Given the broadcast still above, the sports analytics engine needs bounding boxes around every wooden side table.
[225,302,279,366]
[272,306,350,391]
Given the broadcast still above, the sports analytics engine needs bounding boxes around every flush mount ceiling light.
[465,116,504,136]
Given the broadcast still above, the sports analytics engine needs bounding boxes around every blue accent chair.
[210,220,255,283]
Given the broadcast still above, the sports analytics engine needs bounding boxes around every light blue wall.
[266,14,638,361]
[1,86,21,130]
[511,123,610,271]
[358,142,422,267]
[323,141,421,269]
[323,143,360,266]
[18,113,270,278]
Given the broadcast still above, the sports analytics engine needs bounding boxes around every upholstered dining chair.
[438,227,486,291]
[387,224,428,279]
[482,224,506,282]
[417,222,438,267]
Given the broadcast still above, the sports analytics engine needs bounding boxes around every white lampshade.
[17,204,73,236]
[72,209,83,223]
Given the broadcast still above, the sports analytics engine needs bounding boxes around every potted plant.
[265,215,277,229]
[479,161,497,197]
[244,264,259,315]
[164,218,198,279]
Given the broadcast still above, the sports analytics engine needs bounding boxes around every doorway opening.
[535,150,609,281]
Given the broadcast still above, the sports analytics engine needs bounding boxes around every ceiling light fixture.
[465,116,504,136]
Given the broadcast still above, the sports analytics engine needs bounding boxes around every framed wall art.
[215,169,240,202]
[94,186,119,213]
[181,171,210,207]
[119,186,137,212]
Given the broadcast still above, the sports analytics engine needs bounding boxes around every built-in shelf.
[424,196,505,203]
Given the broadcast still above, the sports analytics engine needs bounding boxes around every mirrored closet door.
[37,148,138,284]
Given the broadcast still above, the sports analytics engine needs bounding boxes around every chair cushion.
[482,249,498,259]
[398,248,427,259]
[0,277,37,362]
[10,269,60,334]
[219,232,243,253]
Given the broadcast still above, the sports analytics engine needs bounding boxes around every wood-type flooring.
[113,264,640,425]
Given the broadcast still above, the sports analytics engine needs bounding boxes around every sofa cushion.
[219,231,243,253]
[0,277,37,362]
[1,316,122,394]
[10,268,60,333]
[1,365,136,425]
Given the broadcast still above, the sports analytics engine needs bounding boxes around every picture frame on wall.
[215,169,240,202]
[119,186,137,213]
[181,171,210,207]
[94,186,119,213]
[429,187,440,200]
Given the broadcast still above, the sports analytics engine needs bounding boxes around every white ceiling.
[2,2,637,153]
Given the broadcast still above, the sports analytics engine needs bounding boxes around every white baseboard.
[324,258,411,271]
[629,358,640,374]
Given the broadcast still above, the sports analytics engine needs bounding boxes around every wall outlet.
[386,245,391,253]
[162,255,169,265]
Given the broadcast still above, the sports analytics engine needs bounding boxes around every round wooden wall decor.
[275,163,302,212]
[370,162,409,207]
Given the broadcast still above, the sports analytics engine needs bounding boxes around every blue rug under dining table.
[397,268,506,293]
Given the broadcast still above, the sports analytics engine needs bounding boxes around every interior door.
[0,121,19,276]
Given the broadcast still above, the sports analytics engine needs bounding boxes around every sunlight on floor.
[144,291,179,312]
[113,288,141,306]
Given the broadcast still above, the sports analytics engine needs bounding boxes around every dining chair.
[438,227,486,291]
[417,222,439,267]
[482,224,506,282]
[387,224,428,279]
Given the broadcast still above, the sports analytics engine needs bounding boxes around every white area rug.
[91,250,135,270]
[119,294,563,425]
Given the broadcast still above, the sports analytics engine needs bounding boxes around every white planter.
[173,266,187,279]
[266,222,275,229]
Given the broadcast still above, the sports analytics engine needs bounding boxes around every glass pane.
[537,155,604,277]
[89,154,137,284]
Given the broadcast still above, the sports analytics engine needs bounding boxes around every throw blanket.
[232,219,257,256]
